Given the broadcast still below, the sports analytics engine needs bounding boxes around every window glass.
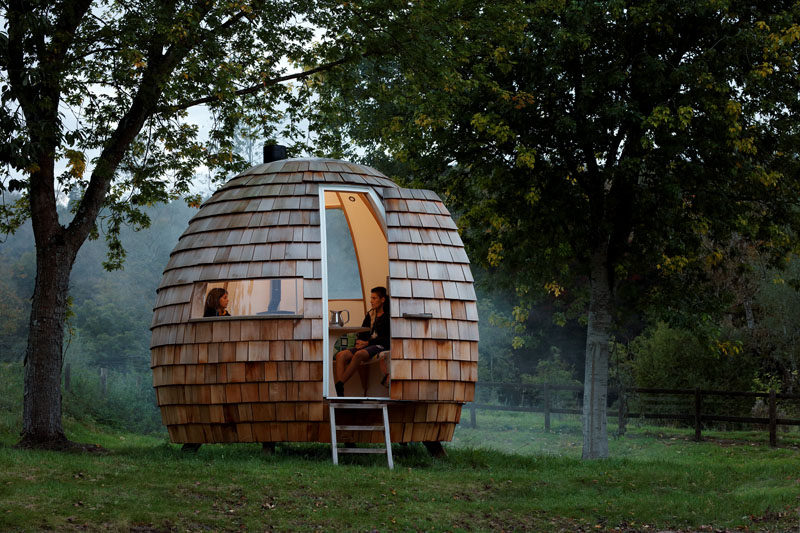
[191,279,303,318]
[325,208,363,299]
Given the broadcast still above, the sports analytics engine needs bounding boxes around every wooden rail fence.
[466,381,800,447]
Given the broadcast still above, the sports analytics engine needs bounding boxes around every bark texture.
[582,246,612,459]
[18,240,78,449]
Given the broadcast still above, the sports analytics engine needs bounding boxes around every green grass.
[454,408,800,456]
[2,365,800,531]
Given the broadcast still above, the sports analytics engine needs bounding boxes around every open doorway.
[320,187,390,399]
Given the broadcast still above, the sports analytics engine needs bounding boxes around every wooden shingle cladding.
[384,188,478,404]
[161,403,461,444]
[150,158,476,444]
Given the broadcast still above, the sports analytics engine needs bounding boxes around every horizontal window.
[190,279,303,319]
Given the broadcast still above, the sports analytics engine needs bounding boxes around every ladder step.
[337,448,387,454]
[336,425,384,431]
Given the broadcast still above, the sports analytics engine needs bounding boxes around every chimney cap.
[263,144,287,163]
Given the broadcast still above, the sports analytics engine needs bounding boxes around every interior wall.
[327,299,365,326]
[339,192,389,299]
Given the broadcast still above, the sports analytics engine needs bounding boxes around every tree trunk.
[743,298,755,330]
[17,241,77,449]
[582,246,612,459]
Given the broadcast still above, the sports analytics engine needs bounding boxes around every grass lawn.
[1,368,799,531]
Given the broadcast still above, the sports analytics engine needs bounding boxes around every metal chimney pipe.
[263,144,287,163]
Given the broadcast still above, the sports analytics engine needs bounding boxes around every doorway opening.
[320,187,390,399]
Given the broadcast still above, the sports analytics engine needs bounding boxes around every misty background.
[3,146,800,437]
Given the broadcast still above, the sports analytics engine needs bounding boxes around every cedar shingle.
[235,342,248,362]
[392,318,411,338]
[424,299,441,317]
[411,280,434,298]
[391,279,412,298]
[247,341,269,361]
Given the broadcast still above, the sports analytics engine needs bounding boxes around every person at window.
[204,288,231,317]
[334,286,390,396]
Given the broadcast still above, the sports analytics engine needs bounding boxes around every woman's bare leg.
[379,356,389,386]
[334,350,352,383]
[340,350,370,383]
[358,364,370,396]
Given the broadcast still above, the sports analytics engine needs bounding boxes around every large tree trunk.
[17,238,78,449]
[582,246,612,459]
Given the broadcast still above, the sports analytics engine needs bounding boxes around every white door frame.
[319,185,389,399]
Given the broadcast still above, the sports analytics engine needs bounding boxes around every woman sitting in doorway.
[334,286,390,397]
[203,288,231,317]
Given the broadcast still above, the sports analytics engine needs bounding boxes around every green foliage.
[522,350,581,387]
[0,199,194,366]
[1,359,162,436]
[0,0,377,260]
[519,350,582,408]
[69,201,196,370]
[627,250,800,395]
[63,363,164,435]
[310,2,800,455]
[627,322,756,392]
[476,281,588,390]
[0,363,22,435]
[475,294,522,385]
[748,260,800,393]
[0,231,33,360]
[311,1,800,313]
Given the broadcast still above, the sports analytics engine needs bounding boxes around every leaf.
[7,179,27,192]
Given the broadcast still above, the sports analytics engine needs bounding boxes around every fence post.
[99,367,107,397]
[768,389,777,448]
[64,363,71,392]
[470,403,477,428]
[543,383,551,432]
[694,388,702,442]
[617,386,626,436]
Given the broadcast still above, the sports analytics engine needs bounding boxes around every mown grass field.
[1,364,799,532]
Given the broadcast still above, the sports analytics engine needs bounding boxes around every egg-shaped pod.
[150,154,478,447]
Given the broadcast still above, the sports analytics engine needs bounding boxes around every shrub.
[628,321,757,391]
[625,322,762,426]
[63,364,164,435]
[520,350,581,408]
[0,363,23,437]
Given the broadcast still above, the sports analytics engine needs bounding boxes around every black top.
[357,311,391,349]
[203,308,231,317]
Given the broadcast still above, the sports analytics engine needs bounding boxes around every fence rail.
[466,381,800,447]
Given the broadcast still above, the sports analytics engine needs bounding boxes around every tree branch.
[213,9,250,34]
[65,0,218,246]
[47,0,95,68]
[6,0,34,115]
[66,46,122,64]
[167,57,353,113]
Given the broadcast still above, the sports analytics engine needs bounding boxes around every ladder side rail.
[382,405,394,470]
[329,404,339,465]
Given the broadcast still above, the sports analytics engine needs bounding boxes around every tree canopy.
[310,0,800,457]
[0,0,376,448]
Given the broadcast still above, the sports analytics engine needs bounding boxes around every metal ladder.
[328,400,394,469]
